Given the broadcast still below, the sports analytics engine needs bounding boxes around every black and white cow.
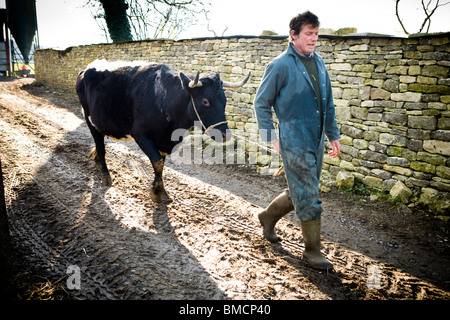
[76,60,250,203]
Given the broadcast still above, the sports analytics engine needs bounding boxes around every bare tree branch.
[205,11,228,37]
[395,0,449,35]
[395,0,409,34]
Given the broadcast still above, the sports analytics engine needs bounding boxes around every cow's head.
[179,71,250,142]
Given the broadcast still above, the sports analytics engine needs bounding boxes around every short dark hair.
[289,11,320,37]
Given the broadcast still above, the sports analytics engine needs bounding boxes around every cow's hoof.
[150,190,172,204]
[101,173,112,186]
[161,196,173,204]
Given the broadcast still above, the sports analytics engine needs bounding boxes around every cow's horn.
[189,71,202,88]
[222,72,251,89]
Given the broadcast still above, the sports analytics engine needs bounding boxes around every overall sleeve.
[323,71,341,142]
[253,61,284,143]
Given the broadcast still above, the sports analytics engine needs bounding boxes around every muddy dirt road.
[1,78,449,300]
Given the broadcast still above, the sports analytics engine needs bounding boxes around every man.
[254,11,341,270]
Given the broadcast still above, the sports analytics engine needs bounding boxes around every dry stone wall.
[34,33,450,217]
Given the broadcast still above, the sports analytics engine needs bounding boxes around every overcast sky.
[1,0,449,49]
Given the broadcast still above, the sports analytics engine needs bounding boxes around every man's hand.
[328,140,341,158]
[273,139,340,158]
[272,139,281,153]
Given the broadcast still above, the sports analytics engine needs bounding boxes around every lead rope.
[190,94,284,176]
[190,95,227,134]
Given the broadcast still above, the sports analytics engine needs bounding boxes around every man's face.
[291,24,319,55]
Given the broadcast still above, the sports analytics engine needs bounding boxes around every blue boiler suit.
[254,44,341,221]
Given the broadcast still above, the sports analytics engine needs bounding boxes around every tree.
[395,0,450,35]
[99,0,133,42]
[86,0,210,42]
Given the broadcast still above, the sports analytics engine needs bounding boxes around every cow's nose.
[208,128,230,143]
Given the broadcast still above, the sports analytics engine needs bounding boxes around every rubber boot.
[258,190,294,243]
[301,217,333,270]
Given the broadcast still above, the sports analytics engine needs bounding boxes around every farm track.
[1,78,449,300]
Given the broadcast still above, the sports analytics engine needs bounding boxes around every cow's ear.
[178,72,191,89]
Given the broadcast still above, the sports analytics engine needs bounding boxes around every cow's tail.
[76,71,92,118]
[75,70,85,92]
[76,71,86,102]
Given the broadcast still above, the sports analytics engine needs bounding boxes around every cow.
[76,60,250,203]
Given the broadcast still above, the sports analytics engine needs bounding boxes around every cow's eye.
[202,98,210,107]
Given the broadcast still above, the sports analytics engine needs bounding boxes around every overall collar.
[288,42,315,59]
[287,43,327,101]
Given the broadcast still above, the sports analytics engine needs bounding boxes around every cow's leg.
[150,155,171,203]
[133,134,171,203]
[85,116,112,185]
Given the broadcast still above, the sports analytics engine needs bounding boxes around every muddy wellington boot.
[301,217,333,270]
[258,190,294,243]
